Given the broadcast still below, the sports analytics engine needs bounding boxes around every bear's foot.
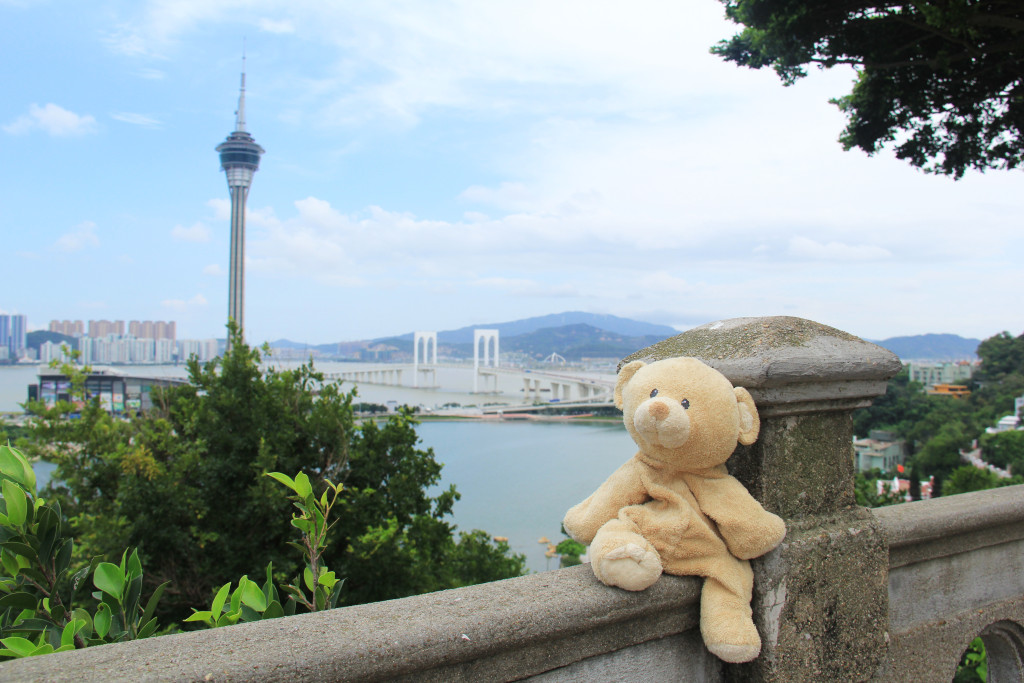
[592,542,663,591]
[702,614,761,663]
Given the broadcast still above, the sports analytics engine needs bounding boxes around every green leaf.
[0,636,37,658]
[229,580,244,614]
[94,604,112,640]
[317,570,337,590]
[54,538,73,576]
[303,567,314,592]
[61,619,85,649]
[0,445,35,491]
[141,581,170,627]
[4,541,39,564]
[264,472,297,493]
[215,612,238,628]
[290,517,312,533]
[126,548,143,581]
[210,582,231,618]
[93,563,125,600]
[137,617,159,640]
[2,479,27,526]
[293,472,313,500]
[71,608,93,639]
[262,600,284,620]
[183,610,213,624]
[0,592,39,611]
[239,579,267,612]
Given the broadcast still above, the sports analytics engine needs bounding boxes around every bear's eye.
[650,388,658,398]
[681,398,690,409]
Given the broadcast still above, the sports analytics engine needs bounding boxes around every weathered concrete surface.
[0,565,705,683]
[728,510,890,683]
[619,316,902,414]
[872,486,1024,682]
[529,631,721,682]
[729,412,857,519]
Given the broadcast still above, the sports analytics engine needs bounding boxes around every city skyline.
[2,1,1022,345]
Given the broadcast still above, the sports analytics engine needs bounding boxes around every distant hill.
[499,323,668,360]
[380,311,679,344]
[872,333,980,361]
[26,330,75,352]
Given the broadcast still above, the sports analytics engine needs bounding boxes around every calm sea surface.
[10,362,631,573]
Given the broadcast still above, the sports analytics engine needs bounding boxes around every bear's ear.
[734,386,760,445]
[615,361,645,409]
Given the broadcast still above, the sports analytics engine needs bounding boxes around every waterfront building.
[178,339,219,362]
[0,314,27,357]
[39,341,72,365]
[216,61,264,340]
[29,369,186,414]
[906,360,975,388]
[853,429,907,472]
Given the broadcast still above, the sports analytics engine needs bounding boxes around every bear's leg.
[700,556,761,663]
[589,518,663,591]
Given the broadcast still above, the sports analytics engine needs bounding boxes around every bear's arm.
[563,456,649,545]
[684,468,786,560]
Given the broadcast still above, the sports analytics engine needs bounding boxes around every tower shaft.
[217,62,264,343]
[227,185,249,331]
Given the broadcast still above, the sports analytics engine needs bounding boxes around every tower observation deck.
[216,66,264,340]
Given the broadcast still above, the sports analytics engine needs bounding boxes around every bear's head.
[615,357,759,471]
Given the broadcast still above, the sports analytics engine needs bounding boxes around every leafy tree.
[25,326,524,620]
[975,331,1024,381]
[944,464,1002,495]
[712,0,1024,177]
[913,421,971,478]
[979,429,1024,472]
[854,471,903,508]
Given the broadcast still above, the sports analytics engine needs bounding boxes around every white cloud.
[474,278,580,298]
[788,237,892,262]
[171,222,211,242]
[203,264,224,276]
[161,294,208,311]
[259,17,294,34]
[4,103,97,136]
[207,198,231,221]
[112,112,162,127]
[54,221,99,252]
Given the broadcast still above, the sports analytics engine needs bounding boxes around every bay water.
[7,362,632,573]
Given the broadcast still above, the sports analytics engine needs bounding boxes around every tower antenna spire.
[236,42,247,132]
[217,41,264,343]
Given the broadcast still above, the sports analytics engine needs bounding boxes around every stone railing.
[4,316,1023,682]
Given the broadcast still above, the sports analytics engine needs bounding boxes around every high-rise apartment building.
[49,320,85,336]
[88,320,125,338]
[128,320,176,341]
[0,314,27,356]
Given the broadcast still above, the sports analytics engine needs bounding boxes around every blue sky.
[2,1,1021,344]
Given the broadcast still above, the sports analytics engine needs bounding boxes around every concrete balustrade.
[6,316,1023,682]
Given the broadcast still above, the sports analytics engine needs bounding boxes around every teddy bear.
[563,357,786,663]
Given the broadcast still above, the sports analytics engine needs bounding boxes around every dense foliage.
[853,329,1024,491]
[712,0,1024,177]
[23,328,524,621]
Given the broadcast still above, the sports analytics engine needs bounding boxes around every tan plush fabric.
[564,358,786,663]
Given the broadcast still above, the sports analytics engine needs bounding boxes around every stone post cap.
[619,316,902,415]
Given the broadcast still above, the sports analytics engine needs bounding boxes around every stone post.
[620,316,903,682]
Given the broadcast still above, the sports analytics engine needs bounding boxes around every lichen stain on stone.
[621,316,861,367]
